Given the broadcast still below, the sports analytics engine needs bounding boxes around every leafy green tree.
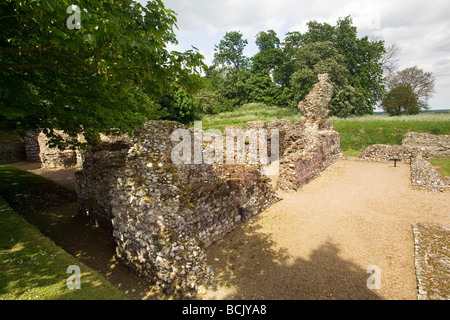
[158,89,197,124]
[205,31,252,112]
[0,0,204,144]
[194,89,221,115]
[252,30,282,76]
[212,31,249,72]
[384,66,435,111]
[247,30,283,105]
[246,74,281,106]
[276,31,302,89]
[293,16,385,115]
[255,30,281,51]
[288,41,364,114]
[382,84,420,116]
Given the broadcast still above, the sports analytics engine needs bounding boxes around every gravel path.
[10,159,449,300]
[204,159,449,300]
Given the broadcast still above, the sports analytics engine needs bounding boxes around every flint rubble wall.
[75,74,343,296]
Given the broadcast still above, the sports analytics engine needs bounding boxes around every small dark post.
[390,158,400,167]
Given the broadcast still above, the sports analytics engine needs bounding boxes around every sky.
[140,0,450,110]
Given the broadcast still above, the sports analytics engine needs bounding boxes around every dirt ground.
[10,159,449,300]
[203,159,449,300]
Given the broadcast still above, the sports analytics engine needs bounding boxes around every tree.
[248,30,283,105]
[289,41,365,115]
[255,30,281,51]
[294,17,386,115]
[380,43,401,74]
[252,30,283,76]
[0,0,204,145]
[158,89,197,124]
[382,84,420,116]
[384,66,435,110]
[212,31,249,72]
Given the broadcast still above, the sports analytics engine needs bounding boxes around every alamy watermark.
[171,121,280,173]
[366,265,381,290]
[67,5,82,30]
[66,265,81,290]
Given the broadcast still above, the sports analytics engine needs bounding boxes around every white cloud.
[141,0,450,109]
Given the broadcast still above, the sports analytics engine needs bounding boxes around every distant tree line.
[196,17,387,117]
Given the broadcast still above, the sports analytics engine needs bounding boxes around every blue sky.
[140,0,450,110]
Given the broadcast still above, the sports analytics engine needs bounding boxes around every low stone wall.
[75,142,131,230]
[24,130,84,169]
[411,153,450,193]
[359,137,449,192]
[23,130,131,170]
[412,223,450,300]
[359,144,425,164]
[0,142,26,164]
[403,132,450,158]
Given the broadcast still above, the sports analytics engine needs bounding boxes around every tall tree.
[380,43,401,74]
[295,16,386,115]
[252,30,283,76]
[384,66,435,110]
[382,84,420,116]
[248,30,283,106]
[289,41,364,116]
[0,0,204,144]
[212,31,249,72]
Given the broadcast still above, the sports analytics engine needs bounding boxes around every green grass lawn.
[0,197,128,300]
[331,113,450,153]
[0,165,128,300]
[198,103,301,132]
[429,158,450,177]
[198,105,450,155]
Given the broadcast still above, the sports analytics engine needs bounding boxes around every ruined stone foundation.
[76,121,280,296]
[75,74,342,296]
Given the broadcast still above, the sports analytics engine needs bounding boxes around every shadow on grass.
[0,165,77,214]
[0,165,164,300]
[0,200,128,300]
[207,220,382,300]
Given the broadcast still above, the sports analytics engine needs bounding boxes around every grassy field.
[0,165,128,300]
[331,113,450,155]
[198,103,301,132]
[197,104,450,155]
[429,158,450,177]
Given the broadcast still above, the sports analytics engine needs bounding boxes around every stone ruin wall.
[0,142,26,164]
[75,74,342,296]
[359,144,425,164]
[359,133,450,193]
[24,129,85,169]
[277,73,342,191]
[411,153,450,193]
[23,129,132,170]
[403,132,450,158]
[76,121,282,296]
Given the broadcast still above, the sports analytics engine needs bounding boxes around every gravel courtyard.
[204,159,449,300]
